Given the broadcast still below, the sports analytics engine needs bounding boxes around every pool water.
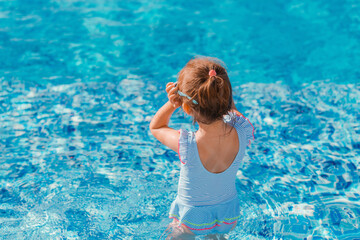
[1,0,360,239]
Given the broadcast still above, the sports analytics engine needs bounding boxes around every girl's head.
[177,56,233,125]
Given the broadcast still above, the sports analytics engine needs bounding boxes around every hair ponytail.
[197,73,231,124]
[177,57,233,125]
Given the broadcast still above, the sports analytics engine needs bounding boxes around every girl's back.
[176,112,253,206]
[195,122,239,174]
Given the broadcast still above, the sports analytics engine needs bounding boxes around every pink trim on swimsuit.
[169,216,237,231]
[233,112,255,146]
[177,130,186,164]
[243,116,255,140]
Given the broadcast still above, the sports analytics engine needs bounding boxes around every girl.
[150,57,254,239]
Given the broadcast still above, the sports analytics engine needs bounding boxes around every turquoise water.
[1,0,360,87]
[1,0,360,239]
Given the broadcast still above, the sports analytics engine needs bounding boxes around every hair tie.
[209,69,216,77]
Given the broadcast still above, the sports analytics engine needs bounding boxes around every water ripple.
[0,79,359,239]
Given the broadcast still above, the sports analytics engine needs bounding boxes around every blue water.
[0,0,359,239]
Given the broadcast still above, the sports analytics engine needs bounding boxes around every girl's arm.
[149,83,181,152]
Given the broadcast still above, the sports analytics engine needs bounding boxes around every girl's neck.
[197,119,230,137]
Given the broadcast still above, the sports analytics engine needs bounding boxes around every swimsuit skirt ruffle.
[169,196,240,235]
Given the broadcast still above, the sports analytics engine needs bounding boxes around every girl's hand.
[166,82,181,108]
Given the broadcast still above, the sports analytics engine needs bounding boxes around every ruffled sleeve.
[177,129,189,164]
[224,111,255,146]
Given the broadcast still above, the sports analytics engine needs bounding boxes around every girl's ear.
[182,103,192,115]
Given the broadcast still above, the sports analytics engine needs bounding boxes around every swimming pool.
[1,0,359,239]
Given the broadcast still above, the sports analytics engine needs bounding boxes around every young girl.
[150,57,254,239]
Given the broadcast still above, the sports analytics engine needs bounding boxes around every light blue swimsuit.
[169,112,255,235]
